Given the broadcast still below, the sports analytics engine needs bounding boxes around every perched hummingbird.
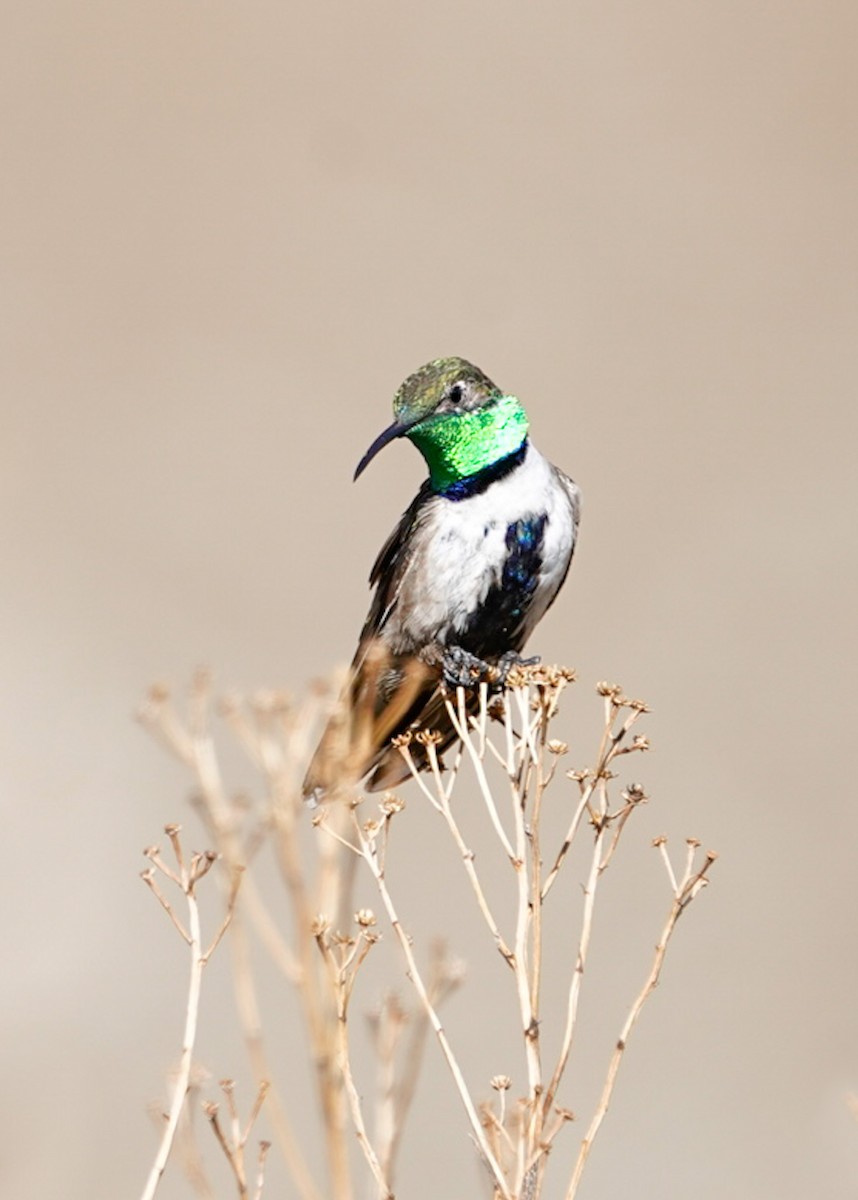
[303,357,581,801]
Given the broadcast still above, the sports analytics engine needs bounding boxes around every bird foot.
[441,646,492,690]
[440,647,541,692]
[495,650,541,686]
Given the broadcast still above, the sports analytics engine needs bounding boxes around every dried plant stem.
[414,740,514,968]
[374,946,461,1184]
[273,790,353,1200]
[253,1141,272,1200]
[527,747,546,1034]
[180,688,324,1200]
[140,832,232,1200]
[542,698,645,901]
[316,931,393,1199]
[205,1080,271,1200]
[564,844,716,1199]
[140,887,203,1200]
[347,813,513,1200]
[371,997,404,1184]
[509,767,542,1180]
[541,802,608,1128]
[410,684,552,1183]
[225,912,322,1200]
[447,688,516,860]
[152,681,371,1200]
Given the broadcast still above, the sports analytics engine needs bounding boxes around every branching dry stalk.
[315,801,513,1199]
[392,668,714,1199]
[204,1080,271,1200]
[314,911,392,1199]
[140,826,240,1200]
[565,837,717,1198]
[140,666,715,1200]
[368,944,463,1185]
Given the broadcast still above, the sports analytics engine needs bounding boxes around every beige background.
[3,2,858,1196]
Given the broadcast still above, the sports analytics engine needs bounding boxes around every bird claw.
[441,646,491,690]
[440,647,541,692]
[495,650,541,686]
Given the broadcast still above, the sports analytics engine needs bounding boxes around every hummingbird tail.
[302,641,438,802]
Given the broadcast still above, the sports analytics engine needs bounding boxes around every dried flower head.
[622,783,648,804]
[567,768,592,783]
[415,728,444,746]
[355,908,377,928]
[505,666,530,688]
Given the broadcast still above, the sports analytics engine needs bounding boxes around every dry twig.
[140,826,240,1200]
[204,1080,271,1200]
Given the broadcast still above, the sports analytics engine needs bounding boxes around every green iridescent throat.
[408,395,529,492]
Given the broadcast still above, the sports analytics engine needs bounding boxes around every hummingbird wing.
[361,482,434,653]
[349,482,495,792]
[303,484,447,799]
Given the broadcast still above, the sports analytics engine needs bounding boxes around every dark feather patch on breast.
[456,514,548,659]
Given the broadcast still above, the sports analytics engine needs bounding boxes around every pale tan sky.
[3,3,858,1197]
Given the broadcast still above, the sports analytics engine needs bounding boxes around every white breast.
[385,443,580,652]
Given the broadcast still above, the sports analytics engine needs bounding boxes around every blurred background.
[3,2,858,1196]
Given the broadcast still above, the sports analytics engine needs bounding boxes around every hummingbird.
[303,357,581,801]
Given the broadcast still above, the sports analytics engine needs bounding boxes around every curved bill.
[354,419,411,480]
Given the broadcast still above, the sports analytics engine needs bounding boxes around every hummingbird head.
[355,357,529,492]
[392,357,501,425]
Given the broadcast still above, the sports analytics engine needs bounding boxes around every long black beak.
[354,419,412,480]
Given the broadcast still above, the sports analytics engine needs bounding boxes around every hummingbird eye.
[448,383,464,405]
